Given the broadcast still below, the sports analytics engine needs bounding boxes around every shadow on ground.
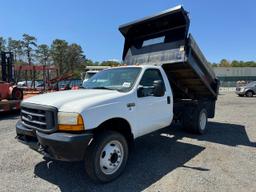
[190,122,256,148]
[34,121,254,192]
[0,110,20,120]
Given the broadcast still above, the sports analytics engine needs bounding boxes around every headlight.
[58,112,84,131]
[240,87,245,92]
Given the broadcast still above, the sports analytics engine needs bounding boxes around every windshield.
[83,67,141,92]
[247,81,256,87]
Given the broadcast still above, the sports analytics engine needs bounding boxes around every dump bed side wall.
[122,37,219,100]
[186,35,219,98]
[161,35,219,101]
[162,61,217,100]
[188,35,216,81]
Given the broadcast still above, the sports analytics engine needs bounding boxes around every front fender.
[245,88,255,94]
[81,101,137,136]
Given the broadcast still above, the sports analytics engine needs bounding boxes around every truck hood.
[22,89,123,113]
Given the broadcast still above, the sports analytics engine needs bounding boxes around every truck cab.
[16,5,219,183]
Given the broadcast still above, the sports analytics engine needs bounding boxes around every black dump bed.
[119,5,219,101]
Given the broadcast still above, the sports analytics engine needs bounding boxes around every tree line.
[211,59,256,67]
[0,34,121,80]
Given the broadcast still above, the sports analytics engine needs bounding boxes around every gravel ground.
[0,92,255,192]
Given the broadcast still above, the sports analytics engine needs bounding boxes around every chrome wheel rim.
[99,140,124,175]
[247,92,253,97]
[199,111,207,131]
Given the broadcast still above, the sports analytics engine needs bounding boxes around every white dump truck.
[16,6,219,183]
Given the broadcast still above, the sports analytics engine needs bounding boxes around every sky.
[0,0,256,63]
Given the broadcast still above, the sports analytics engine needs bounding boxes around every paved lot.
[0,92,255,192]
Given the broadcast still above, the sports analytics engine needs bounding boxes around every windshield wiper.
[91,87,117,91]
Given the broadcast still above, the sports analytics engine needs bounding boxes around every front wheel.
[245,91,254,97]
[84,131,128,183]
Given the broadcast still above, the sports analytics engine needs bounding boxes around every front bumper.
[16,120,93,161]
[235,88,246,95]
[235,87,245,94]
[235,91,245,95]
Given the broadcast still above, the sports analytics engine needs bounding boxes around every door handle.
[127,103,135,108]
[167,96,171,104]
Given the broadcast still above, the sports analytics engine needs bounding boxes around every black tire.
[245,91,254,97]
[11,87,23,100]
[182,106,208,134]
[238,94,244,97]
[84,131,128,183]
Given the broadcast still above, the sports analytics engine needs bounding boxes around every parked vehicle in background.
[84,71,99,81]
[0,52,23,112]
[82,71,99,87]
[16,6,219,183]
[236,81,256,97]
[17,80,44,90]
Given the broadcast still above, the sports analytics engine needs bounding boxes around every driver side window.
[138,69,165,97]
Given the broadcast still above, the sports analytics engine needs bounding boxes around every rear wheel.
[182,105,208,134]
[84,131,128,183]
[197,109,208,134]
[11,87,23,100]
[245,91,254,97]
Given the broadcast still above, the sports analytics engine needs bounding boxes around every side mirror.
[137,86,144,98]
[153,80,165,97]
[137,86,153,97]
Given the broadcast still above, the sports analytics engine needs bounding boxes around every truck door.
[135,68,172,136]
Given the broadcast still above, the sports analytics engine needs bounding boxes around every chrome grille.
[20,104,57,132]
